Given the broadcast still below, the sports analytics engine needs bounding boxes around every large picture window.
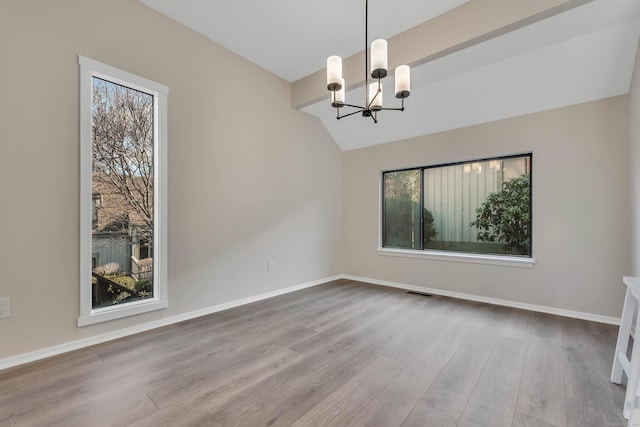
[382,153,532,264]
[79,56,168,326]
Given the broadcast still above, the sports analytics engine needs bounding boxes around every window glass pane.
[381,154,532,258]
[424,156,531,256]
[383,170,421,249]
[91,77,154,308]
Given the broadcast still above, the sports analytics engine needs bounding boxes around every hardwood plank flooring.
[0,279,626,427]
[512,412,560,427]
[459,337,527,426]
[516,335,567,427]
[400,306,507,427]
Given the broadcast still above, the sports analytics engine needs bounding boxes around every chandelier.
[326,0,411,123]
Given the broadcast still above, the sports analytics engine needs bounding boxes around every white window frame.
[78,56,168,326]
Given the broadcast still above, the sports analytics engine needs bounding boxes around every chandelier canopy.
[326,0,411,123]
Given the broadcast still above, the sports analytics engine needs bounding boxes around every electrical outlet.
[0,298,10,319]
[268,259,275,272]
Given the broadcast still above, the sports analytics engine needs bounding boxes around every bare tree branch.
[91,78,154,240]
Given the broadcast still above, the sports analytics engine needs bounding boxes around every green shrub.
[135,279,153,294]
[470,175,530,255]
[423,208,437,246]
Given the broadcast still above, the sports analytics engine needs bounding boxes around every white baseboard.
[0,275,341,371]
[341,274,621,326]
[1,273,620,371]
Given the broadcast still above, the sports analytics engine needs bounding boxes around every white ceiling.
[138,0,470,82]
[139,0,640,151]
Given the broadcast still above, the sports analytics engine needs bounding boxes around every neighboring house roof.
[92,171,152,234]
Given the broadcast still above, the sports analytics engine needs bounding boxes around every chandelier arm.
[371,112,377,124]
[337,109,365,120]
[341,103,366,109]
[378,97,406,111]
[367,85,381,110]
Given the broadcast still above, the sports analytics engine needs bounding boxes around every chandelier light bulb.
[371,39,388,78]
[327,56,343,91]
[331,78,345,107]
[395,65,411,99]
[369,83,382,111]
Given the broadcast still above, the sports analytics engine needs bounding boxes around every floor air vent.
[407,291,433,298]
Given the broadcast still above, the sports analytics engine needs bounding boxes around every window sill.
[377,248,536,268]
[78,298,168,327]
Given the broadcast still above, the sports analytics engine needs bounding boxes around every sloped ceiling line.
[138,0,640,151]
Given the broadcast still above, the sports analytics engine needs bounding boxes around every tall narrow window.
[79,56,168,326]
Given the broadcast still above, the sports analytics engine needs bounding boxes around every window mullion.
[420,168,425,250]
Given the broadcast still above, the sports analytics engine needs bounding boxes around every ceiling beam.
[291,0,594,109]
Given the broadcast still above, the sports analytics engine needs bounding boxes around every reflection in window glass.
[383,170,421,249]
[91,77,154,307]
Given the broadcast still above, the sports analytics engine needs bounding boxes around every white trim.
[377,248,536,268]
[378,173,383,249]
[341,274,620,325]
[378,152,535,269]
[380,151,536,174]
[1,275,341,371]
[78,55,169,326]
[78,56,169,94]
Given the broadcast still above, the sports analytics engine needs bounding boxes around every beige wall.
[0,0,342,359]
[0,0,634,363]
[343,96,630,318]
[630,38,640,275]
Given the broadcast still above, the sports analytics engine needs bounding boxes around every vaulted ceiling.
[139,0,640,151]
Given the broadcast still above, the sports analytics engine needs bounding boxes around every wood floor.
[0,279,627,427]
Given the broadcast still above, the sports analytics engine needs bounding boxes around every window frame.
[378,153,535,268]
[78,56,169,326]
